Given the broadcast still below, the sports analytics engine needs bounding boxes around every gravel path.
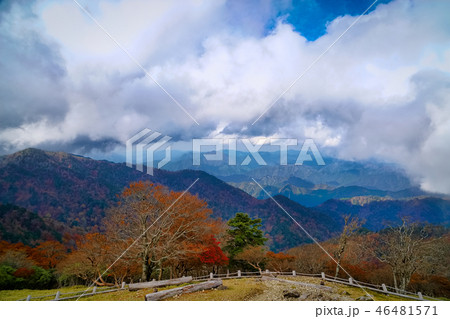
[248,277,353,301]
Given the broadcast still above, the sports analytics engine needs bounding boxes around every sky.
[0,0,450,194]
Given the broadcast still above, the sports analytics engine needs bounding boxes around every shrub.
[28,266,57,289]
[0,265,22,289]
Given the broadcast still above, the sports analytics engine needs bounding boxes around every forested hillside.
[0,149,339,251]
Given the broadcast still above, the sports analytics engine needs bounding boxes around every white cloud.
[1,0,450,193]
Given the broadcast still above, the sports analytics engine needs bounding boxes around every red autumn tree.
[199,236,229,266]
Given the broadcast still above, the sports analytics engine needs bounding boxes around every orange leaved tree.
[31,241,66,269]
[266,251,295,272]
[104,181,219,281]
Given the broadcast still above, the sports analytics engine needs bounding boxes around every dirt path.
[248,277,353,301]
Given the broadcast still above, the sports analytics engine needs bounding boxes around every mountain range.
[163,150,435,206]
[318,197,450,230]
[0,148,448,251]
[0,149,338,251]
[164,150,415,190]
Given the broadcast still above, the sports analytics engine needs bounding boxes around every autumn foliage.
[199,236,229,266]
[54,181,229,284]
[1,181,449,298]
[266,251,295,272]
[0,240,63,289]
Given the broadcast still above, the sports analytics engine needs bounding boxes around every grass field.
[0,279,266,301]
[0,285,94,301]
[0,276,439,301]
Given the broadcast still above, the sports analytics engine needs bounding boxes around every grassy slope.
[0,285,92,301]
[0,283,191,301]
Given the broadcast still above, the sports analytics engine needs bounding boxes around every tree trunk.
[399,276,407,292]
[142,254,149,282]
[158,264,163,281]
[129,276,193,291]
[393,272,398,293]
[145,280,222,301]
[334,243,344,279]
[334,262,341,279]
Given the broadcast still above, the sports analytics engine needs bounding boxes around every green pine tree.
[224,212,267,260]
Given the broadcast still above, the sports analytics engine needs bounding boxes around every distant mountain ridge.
[230,181,428,207]
[164,150,415,191]
[318,197,450,230]
[163,150,432,207]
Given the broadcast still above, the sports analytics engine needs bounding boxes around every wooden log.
[129,276,192,291]
[145,280,222,301]
[261,276,332,291]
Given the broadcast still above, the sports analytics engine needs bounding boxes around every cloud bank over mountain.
[0,0,449,193]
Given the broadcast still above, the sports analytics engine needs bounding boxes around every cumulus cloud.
[0,0,68,132]
[0,0,449,193]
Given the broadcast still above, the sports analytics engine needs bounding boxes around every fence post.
[382,284,388,293]
[265,269,269,274]
[349,277,353,285]
[238,270,241,277]
[121,282,126,289]
[26,295,31,301]
[292,270,296,276]
[226,269,229,278]
[93,286,97,293]
[210,272,214,279]
[418,292,423,300]
[321,272,325,280]
[54,291,61,301]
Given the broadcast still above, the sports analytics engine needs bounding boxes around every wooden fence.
[19,270,441,301]
[18,282,127,301]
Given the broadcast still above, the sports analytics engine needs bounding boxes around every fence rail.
[18,282,127,301]
[19,270,441,301]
